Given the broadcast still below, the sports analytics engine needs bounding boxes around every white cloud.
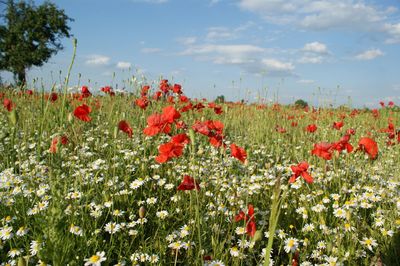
[238,0,392,31]
[85,55,110,66]
[116,62,132,69]
[209,0,221,6]
[206,27,237,41]
[140,48,162,53]
[177,37,197,46]
[261,59,294,71]
[384,23,400,43]
[297,79,315,84]
[393,84,400,91]
[179,43,294,76]
[181,44,264,56]
[298,55,324,64]
[354,49,384,60]
[302,42,328,54]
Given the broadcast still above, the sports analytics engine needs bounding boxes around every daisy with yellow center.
[84,251,106,266]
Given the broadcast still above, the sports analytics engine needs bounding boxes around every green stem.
[60,38,77,127]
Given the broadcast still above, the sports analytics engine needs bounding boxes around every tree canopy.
[0,0,72,85]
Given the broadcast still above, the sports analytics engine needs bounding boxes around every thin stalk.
[60,38,77,126]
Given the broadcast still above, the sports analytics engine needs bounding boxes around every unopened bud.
[139,206,146,218]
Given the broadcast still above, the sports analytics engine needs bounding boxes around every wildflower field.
[0,81,399,266]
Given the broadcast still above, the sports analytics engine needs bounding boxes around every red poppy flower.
[180,102,193,112]
[306,124,317,133]
[207,120,224,135]
[372,109,379,118]
[379,101,385,107]
[155,141,184,163]
[193,102,206,111]
[192,121,210,136]
[346,128,356,135]
[231,143,247,163]
[358,137,378,159]
[143,114,170,136]
[290,161,313,184]
[177,175,200,191]
[333,121,344,130]
[118,120,133,138]
[161,106,181,123]
[179,95,189,103]
[235,204,256,237]
[175,120,187,130]
[388,101,395,107]
[73,104,92,122]
[49,135,68,153]
[81,86,91,98]
[173,84,182,94]
[209,134,224,148]
[159,79,171,94]
[275,125,287,133]
[50,92,58,102]
[291,121,298,127]
[141,85,150,97]
[208,102,223,114]
[153,91,162,101]
[26,90,33,95]
[171,133,190,145]
[101,86,115,96]
[3,98,13,112]
[311,142,333,160]
[135,97,149,110]
[167,95,175,104]
[101,86,112,94]
[332,134,353,153]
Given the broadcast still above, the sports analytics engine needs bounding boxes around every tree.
[294,99,308,108]
[0,0,72,85]
[215,95,225,103]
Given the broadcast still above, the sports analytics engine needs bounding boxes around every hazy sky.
[2,0,400,107]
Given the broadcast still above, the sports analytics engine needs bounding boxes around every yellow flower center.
[89,255,100,262]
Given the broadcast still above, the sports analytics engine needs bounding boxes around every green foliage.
[0,0,72,84]
[294,98,308,108]
[215,95,225,103]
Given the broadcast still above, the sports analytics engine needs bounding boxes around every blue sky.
[2,0,400,107]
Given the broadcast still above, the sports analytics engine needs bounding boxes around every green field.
[0,83,399,266]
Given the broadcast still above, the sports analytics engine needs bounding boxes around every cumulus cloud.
[238,0,394,32]
[85,55,110,66]
[206,27,237,41]
[354,49,384,60]
[116,62,132,69]
[384,22,400,43]
[261,59,294,72]
[181,44,264,56]
[302,42,329,54]
[179,43,294,76]
[298,42,330,64]
[177,37,197,46]
[297,79,315,84]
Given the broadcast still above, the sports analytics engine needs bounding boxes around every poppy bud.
[17,257,27,266]
[113,126,118,139]
[139,206,146,218]
[68,112,74,123]
[8,109,18,126]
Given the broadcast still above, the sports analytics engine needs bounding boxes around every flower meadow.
[0,81,400,266]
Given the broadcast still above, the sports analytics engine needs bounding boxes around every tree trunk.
[16,69,26,86]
